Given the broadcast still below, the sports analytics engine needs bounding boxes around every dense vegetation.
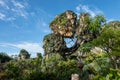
[0,10,120,80]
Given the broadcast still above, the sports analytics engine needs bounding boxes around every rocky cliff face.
[76,13,90,36]
[43,11,92,58]
[43,10,106,59]
[50,10,77,38]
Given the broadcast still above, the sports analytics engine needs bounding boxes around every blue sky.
[0,0,120,57]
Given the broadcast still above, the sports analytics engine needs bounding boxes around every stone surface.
[71,74,79,80]
[50,10,77,38]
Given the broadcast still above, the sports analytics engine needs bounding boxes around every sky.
[0,0,120,58]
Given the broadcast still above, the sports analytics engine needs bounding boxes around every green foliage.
[50,14,68,26]
[49,10,77,38]
[1,11,120,80]
[37,52,43,59]
[43,33,66,56]
[93,25,120,55]
[19,49,30,59]
[42,54,79,80]
[83,52,110,75]
[88,15,106,37]
[1,54,79,80]
[93,68,120,80]
[78,42,93,53]
[57,59,78,80]
[3,58,42,80]
[0,52,12,63]
[41,12,120,80]
[50,10,76,26]
[4,61,20,79]
[43,54,62,73]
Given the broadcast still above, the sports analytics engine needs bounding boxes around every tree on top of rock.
[43,10,106,60]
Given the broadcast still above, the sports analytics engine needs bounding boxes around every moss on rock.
[50,10,77,38]
[43,33,66,55]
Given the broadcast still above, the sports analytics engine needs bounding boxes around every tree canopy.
[0,52,12,63]
[19,49,30,60]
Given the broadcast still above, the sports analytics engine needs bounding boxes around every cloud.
[0,12,16,21]
[6,17,16,21]
[76,4,103,17]
[0,42,44,54]
[0,0,29,21]
[0,0,9,9]
[11,8,28,18]
[106,18,117,23]
[11,0,28,18]
[11,0,25,8]
[41,21,48,27]
[0,12,6,20]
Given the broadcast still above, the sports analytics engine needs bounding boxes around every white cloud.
[0,12,16,21]
[0,42,44,54]
[0,12,5,20]
[76,4,103,17]
[0,0,5,6]
[0,0,9,9]
[41,21,48,27]
[106,18,116,23]
[10,0,28,18]
[6,17,16,21]
[11,8,28,18]
[0,0,29,21]
[76,5,80,11]
[11,0,25,8]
